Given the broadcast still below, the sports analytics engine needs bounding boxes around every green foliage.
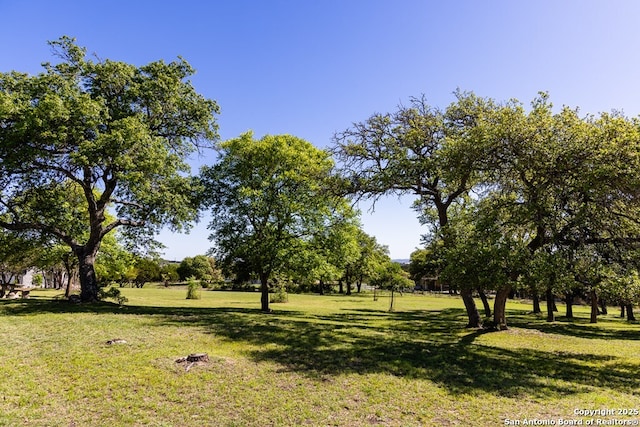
[269,283,289,303]
[186,276,200,300]
[0,230,45,285]
[333,91,501,323]
[200,132,342,311]
[439,200,529,293]
[408,245,442,285]
[160,263,180,286]
[337,90,640,325]
[370,261,413,292]
[97,287,128,305]
[132,258,162,288]
[177,255,221,283]
[0,36,219,302]
[32,274,43,287]
[290,203,364,292]
[94,233,136,286]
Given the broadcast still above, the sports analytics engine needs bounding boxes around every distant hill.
[392,259,410,265]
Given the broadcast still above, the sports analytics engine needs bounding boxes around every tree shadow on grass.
[3,299,640,398]
[506,311,640,341]
[158,306,640,398]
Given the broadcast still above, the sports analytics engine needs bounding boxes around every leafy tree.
[408,245,443,290]
[290,243,341,294]
[37,244,79,296]
[0,36,219,302]
[346,229,389,294]
[132,257,161,288]
[437,198,529,329]
[94,232,136,287]
[200,132,340,312]
[160,263,180,286]
[186,276,200,300]
[290,222,380,295]
[485,94,640,324]
[370,261,413,312]
[333,91,498,327]
[177,255,221,282]
[310,205,361,295]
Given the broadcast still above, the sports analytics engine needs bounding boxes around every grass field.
[0,289,639,426]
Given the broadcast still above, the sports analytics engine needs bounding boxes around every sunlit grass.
[0,289,638,426]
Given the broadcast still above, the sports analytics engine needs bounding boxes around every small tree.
[371,262,413,312]
[132,258,161,288]
[160,263,180,287]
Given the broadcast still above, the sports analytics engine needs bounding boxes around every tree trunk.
[356,276,363,293]
[345,277,352,296]
[626,304,636,321]
[460,288,481,328]
[338,279,344,294]
[532,293,541,314]
[65,271,73,298]
[620,304,626,318]
[318,279,324,295]
[389,289,395,312]
[546,287,555,322]
[589,290,598,324]
[565,291,574,320]
[478,288,491,317]
[599,299,608,315]
[493,286,510,330]
[77,249,99,303]
[259,272,270,312]
[63,254,76,298]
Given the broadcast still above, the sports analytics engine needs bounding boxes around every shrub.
[32,274,43,288]
[270,284,288,303]
[99,287,128,306]
[186,277,201,300]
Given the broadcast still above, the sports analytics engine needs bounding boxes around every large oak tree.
[0,37,219,302]
[333,91,498,327]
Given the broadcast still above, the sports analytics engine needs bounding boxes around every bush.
[32,274,43,288]
[269,285,288,303]
[99,287,128,306]
[186,277,201,300]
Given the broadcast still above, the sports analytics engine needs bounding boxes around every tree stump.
[186,353,209,363]
[175,353,209,372]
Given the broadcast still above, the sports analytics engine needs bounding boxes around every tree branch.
[101,218,146,238]
[0,219,78,248]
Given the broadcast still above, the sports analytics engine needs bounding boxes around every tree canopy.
[200,132,343,312]
[0,36,219,301]
[335,91,640,327]
[333,91,499,326]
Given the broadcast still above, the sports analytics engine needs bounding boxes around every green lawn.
[0,289,639,426]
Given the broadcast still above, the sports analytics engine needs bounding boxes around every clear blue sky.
[2,1,640,260]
